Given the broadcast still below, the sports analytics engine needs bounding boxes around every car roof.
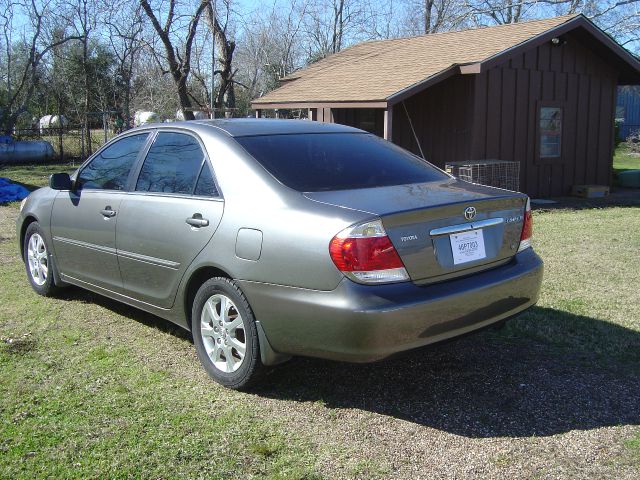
[190,118,364,137]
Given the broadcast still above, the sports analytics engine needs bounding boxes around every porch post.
[383,106,393,141]
[255,109,262,118]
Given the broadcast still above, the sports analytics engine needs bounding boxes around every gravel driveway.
[246,335,639,479]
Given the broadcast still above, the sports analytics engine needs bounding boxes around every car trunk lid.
[305,179,528,284]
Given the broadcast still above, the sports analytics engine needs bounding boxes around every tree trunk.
[140,0,209,121]
[176,76,195,118]
[424,0,434,34]
[206,4,236,116]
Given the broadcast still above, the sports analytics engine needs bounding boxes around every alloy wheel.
[27,233,48,286]
[200,294,247,373]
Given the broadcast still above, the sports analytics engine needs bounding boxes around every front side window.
[136,132,205,194]
[235,133,448,192]
[77,134,149,190]
[540,107,562,158]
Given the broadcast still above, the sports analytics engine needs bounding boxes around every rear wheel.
[23,222,60,296]
[192,277,263,389]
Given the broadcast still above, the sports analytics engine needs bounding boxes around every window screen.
[77,134,148,190]
[540,107,562,158]
[136,132,204,194]
[235,133,448,192]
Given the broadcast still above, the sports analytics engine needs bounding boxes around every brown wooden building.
[252,15,640,197]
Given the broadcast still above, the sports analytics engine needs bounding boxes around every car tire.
[23,222,61,297]
[191,277,263,390]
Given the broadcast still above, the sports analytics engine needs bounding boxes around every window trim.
[73,131,153,192]
[536,101,563,164]
[128,127,223,200]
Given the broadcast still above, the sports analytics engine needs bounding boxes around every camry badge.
[464,206,476,220]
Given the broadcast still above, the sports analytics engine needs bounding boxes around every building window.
[540,106,562,158]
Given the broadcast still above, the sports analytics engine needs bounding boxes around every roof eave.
[461,15,640,82]
[251,100,389,109]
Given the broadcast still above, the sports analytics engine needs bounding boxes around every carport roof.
[252,14,640,109]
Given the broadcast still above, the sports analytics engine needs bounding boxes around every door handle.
[186,213,209,228]
[100,207,116,218]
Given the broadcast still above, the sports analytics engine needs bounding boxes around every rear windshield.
[235,133,448,192]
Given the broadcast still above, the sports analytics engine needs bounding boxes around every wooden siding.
[324,32,620,198]
[391,74,475,165]
[470,32,618,197]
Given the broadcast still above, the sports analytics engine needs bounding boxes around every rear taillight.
[518,198,533,252]
[329,219,409,284]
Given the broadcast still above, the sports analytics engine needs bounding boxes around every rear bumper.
[238,248,543,363]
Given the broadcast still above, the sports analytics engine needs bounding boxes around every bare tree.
[304,0,368,58]
[236,0,307,98]
[204,0,237,115]
[105,1,145,128]
[459,0,640,50]
[360,0,402,39]
[0,0,81,133]
[61,0,101,151]
[393,0,469,35]
[140,0,210,120]
[131,56,179,117]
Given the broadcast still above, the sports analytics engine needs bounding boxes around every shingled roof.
[252,14,640,108]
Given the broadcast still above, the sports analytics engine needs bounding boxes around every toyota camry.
[17,119,543,389]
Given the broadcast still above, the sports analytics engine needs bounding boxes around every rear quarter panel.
[182,130,370,292]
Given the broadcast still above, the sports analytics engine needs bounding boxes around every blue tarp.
[0,177,31,203]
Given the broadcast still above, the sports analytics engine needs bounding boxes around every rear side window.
[235,133,448,192]
[194,164,219,197]
[136,132,204,194]
[77,134,148,190]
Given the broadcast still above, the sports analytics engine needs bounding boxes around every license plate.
[449,229,486,265]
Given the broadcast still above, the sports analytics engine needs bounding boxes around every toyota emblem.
[464,206,476,220]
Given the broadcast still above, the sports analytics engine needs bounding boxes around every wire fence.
[10,127,118,164]
[445,160,521,191]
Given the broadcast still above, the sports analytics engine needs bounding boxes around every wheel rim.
[200,294,247,373]
[27,233,48,286]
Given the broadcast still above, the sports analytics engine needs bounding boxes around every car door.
[50,132,150,291]
[116,130,224,308]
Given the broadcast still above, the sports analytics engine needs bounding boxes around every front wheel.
[191,277,263,389]
[23,222,61,296]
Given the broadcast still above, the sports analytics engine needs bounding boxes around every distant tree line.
[1,0,639,138]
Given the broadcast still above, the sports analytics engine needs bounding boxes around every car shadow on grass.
[252,306,640,438]
[55,287,193,342]
[55,288,640,439]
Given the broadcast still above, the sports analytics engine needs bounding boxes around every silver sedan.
[17,119,542,389]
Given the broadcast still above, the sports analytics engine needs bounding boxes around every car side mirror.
[49,173,72,190]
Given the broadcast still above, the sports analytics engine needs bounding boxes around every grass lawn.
[0,162,79,190]
[1,163,639,478]
[614,142,640,176]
